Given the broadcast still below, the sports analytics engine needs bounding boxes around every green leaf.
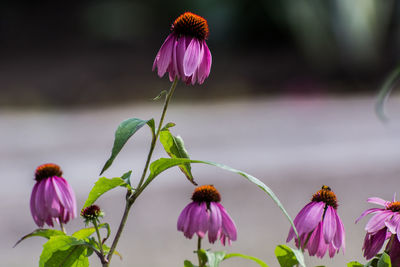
[100,118,151,175]
[102,244,123,260]
[205,251,226,267]
[39,236,91,267]
[376,66,400,122]
[14,229,65,247]
[159,130,196,185]
[347,261,364,267]
[224,253,269,267]
[72,224,109,240]
[378,252,391,267]
[145,158,301,244]
[83,177,132,208]
[275,245,298,267]
[153,90,167,101]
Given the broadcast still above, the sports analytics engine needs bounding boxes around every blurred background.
[2,0,400,266]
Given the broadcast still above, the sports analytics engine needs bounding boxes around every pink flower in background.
[30,163,76,227]
[153,12,212,85]
[177,185,237,245]
[287,185,345,258]
[356,194,400,262]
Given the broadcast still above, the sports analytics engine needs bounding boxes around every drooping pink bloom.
[177,185,237,245]
[153,12,212,85]
[356,194,400,263]
[287,185,345,258]
[30,163,77,227]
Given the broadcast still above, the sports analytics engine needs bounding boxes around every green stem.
[93,220,106,264]
[136,77,178,190]
[385,234,396,254]
[197,236,204,267]
[59,221,66,234]
[105,196,134,265]
[104,78,179,266]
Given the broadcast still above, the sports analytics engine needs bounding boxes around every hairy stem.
[93,220,106,264]
[197,236,204,267]
[59,221,66,234]
[136,77,178,190]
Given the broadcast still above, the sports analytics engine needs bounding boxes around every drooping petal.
[388,237,400,266]
[216,203,237,242]
[177,203,193,231]
[307,221,325,257]
[30,183,43,227]
[356,208,382,223]
[362,228,387,260]
[323,206,337,243]
[208,202,222,243]
[197,41,212,84]
[297,202,325,235]
[155,34,175,77]
[365,210,394,233]
[187,203,204,239]
[333,210,345,253]
[183,37,202,76]
[196,202,209,238]
[35,179,49,226]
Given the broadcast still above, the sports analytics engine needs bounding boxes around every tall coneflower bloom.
[356,194,400,264]
[153,12,212,85]
[287,185,345,258]
[30,163,77,228]
[177,185,237,245]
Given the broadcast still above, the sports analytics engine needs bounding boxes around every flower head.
[153,12,212,85]
[30,163,77,227]
[287,185,345,258]
[356,194,400,262]
[81,205,104,225]
[177,185,237,245]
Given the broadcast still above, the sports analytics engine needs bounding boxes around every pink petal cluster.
[287,186,345,258]
[30,164,76,227]
[356,195,400,264]
[153,12,212,85]
[177,185,237,245]
[178,202,236,245]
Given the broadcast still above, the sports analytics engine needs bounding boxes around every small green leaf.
[100,118,151,175]
[147,119,156,138]
[161,122,176,130]
[14,229,65,247]
[184,260,196,267]
[102,244,123,260]
[39,236,91,267]
[275,245,298,267]
[376,66,400,122]
[159,130,196,185]
[145,158,301,244]
[347,261,364,267]
[83,177,131,208]
[153,90,167,101]
[378,252,391,267]
[224,253,269,267]
[72,224,109,240]
[205,251,226,267]
[121,170,133,186]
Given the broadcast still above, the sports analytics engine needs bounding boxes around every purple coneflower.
[356,194,400,264]
[153,12,212,85]
[287,185,345,258]
[177,185,237,245]
[30,163,77,228]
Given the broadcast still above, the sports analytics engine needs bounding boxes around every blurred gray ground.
[2,95,400,267]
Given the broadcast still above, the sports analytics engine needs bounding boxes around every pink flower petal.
[356,208,382,223]
[365,210,394,233]
[197,41,212,84]
[216,203,237,242]
[208,202,222,243]
[155,34,175,77]
[323,206,337,243]
[183,37,201,76]
[367,197,390,207]
[334,210,345,253]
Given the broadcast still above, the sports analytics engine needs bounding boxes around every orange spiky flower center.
[35,163,62,181]
[311,185,338,209]
[192,185,221,203]
[172,12,209,40]
[387,201,400,212]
